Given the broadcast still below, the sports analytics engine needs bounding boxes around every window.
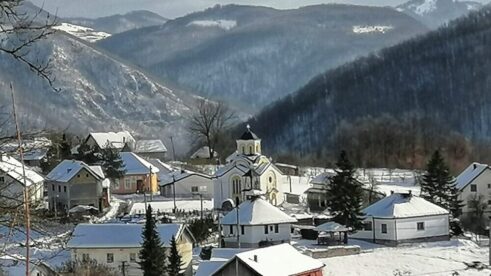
[125,178,131,189]
[0,176,4,183]
[86,173,89,177]
[58,186,61,192]
[264,225,269,234]
[488,200,491,205]
[82,253,90,262]
[114,179,120,189]
[52,184,54,191]
[63,186,67,193]
[363,221,373,231]
[488,184,491,189]
[417,222,425,231]
[242,146,245,154]
[77,174,80,178]
[232,177,242,194]
[191,186,199,193]
[241,225,245,235]
[270,225,273,231]
[229,225,233,234]
[107,253,114,263]
[130,253,136,263]
[249,146,253,154]
[269,177,273,183]
[470,184,477,192]
[274,224,279,233]
[381,224,387,234]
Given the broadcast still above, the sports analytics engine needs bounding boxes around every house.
[122,139,167,160]
[0,137,51,167]
[84,131,135,151]
[305,171,336,212]
[113,152,159,194]
[455,162,491,217]
[209,243,325,276]
[276,163,300,176]
[0,155,44,205]
[190,146,218,160]
[67,223,195,276]
[220,195,297,248]
[46,160,109,212]
[214,125,286,209]
[159,169,214,199]
[351,192,450,246]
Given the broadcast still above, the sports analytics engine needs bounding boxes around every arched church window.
[249,146,253,154]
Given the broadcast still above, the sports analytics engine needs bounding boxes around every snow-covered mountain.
[66,10,168,34]
[0,32,197,153]
[98,4,428,111]
[396,0,482,28]
[53,23,111,42]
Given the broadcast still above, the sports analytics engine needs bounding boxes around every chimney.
[253,255,258,262]
[408,190,412,196]
[390,190,394,195]
[473,163,477,170]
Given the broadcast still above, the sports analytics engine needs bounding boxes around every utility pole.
[169,136,176,161]
[200,193,204,220]
[235,196,240,248]
[172,174,177,213]
[121,261,127,276]
[149,165,153,201]
[11,83,31,276]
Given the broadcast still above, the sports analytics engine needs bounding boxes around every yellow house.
[114,152,160,194]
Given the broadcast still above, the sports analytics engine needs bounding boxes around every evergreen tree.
[167,235,183,276]
[327,150,364,229]
[139,205,167,276]
[421,150,463,217]
[100,143,126,180]
[76,142,100,164]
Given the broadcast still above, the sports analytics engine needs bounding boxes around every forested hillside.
[97,4,427,110]
[246,7,491,171]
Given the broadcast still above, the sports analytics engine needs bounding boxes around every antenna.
[246,124,251,131]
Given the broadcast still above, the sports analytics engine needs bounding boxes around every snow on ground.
[187,20,237,30]
[356,168,421,196]
[129,199,214,215]
[319,239,489,276]
[280,175,312,196]
[353,25,394,34]
[53,23,111,42]
[413,0,438,16]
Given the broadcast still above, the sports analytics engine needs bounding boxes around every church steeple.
[237,124,261,155]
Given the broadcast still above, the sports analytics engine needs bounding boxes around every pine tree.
[327,150,364,229]
[139,205,167,276]
[100,143,126,180]
[167,235,183,276]
[421,150,463,217]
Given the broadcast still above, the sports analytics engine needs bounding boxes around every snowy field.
[129,199,214,215]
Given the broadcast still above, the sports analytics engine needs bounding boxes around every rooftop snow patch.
[46,160,104,182]
[187,19,237,30]
[67,223,184,248]
[134,139,167,153]
[362,193,449,218]
[221,197,297,225]
[87,131,135,149]
[0,155,44,186]
[455,162,489,190]
[120,152,159,175]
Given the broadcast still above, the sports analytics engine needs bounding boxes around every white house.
[67,223,195,276]
[123,139,167,160]
[159,169,214,199]
[351,192,450,245]
[84,131,135,151]
[208,243,325,276]
[455,162,491,217]
[214,125,286,209]
[46,160,110,212]
[220,195,297,248]
[0,155,44,205]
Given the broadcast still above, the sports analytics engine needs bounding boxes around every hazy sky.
[31,0,490,19]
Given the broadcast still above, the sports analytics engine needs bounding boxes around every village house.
[206,243,325,276]
[0,155,44,205]
[214,125,286,209]
[122,139,167,160]
[351,192,450,245]
[46,160,110,212]
[220,195,297,248]
[0,137,51,168]
[113,152,159,194]
[67,223,195,276]
[83,131,135,151]
[305,171,336,212]
[190,146,218,160]
[159,169,214,199]
[455,162,491,217]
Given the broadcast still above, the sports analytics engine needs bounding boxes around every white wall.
[459,169,491,215]
[396,215,449,240]
[163,174,213,198]
[72,248,142,276]
[222,223,291,245]
[0,174,43,204]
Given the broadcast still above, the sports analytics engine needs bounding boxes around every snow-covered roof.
[120,152,159,175]
[314,221,350,232]
[310,171,336,185]
[190,146,218,159]
[455,162,489,190]
[195,261,226,276]
[0,138,51,161]
[159,169,212,186]
[221,197,297,225]
[362,193,449,219]
[46,160,103,183]
[0,155,44,186]
[238,125,260,140]
[219,244,324,276]
[210,248,252,261]
[67,223,185,248]
[147,159,174,175]
[134,140,167,153]
[216,155,282,178]
[87,131,135,149]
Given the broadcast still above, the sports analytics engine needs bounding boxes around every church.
[213,125,285,209]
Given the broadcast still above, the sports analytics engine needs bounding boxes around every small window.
[52,184,55,191]
[363,221,373,231]
[107,253,114,263]
[488,200,491,205]
[63,186,67,193]
[417,222,425,231]
[264,225,269,234]
[130,253,136,262]
[58,186,61,192]
[77,174,80,178]
[488,184,491,189]
[269,177,273,183]
[229,225,233,234]
[114,179,120,189]
[381,224,387,234]
[274,224,279,233]
[191,186,199,193]
[82,253,90,262]
[86,173,89,177]
[470,184,477,192]
[241,225,245,235]
[0,176,4,183]
[125,178,131,189]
